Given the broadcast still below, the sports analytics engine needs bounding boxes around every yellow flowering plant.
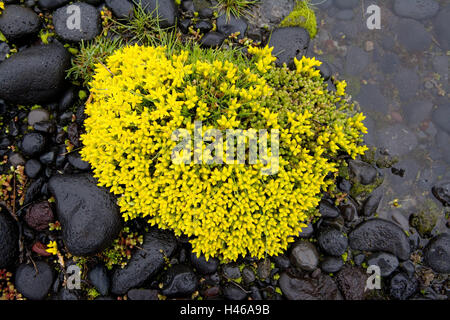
[80,44,367,261]
[46,241,58,256]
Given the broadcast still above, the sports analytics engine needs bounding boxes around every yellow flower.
[81,44,368,262]
[336,80,347,96]
[0,2,4,14]
[294,56,322,78]
[46,241,58,255]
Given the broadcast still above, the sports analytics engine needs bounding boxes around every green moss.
[87,288,100,300]
[338,164,350,180]
[361,146,398,169]
[350,176,383,202]
[280,1,317,38]
[344,76,361,97]
[410,199,442,238]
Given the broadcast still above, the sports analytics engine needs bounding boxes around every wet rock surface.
[279,272,341,300]
[105,0,134,19]
[190,252,219,274]
[0,210,19,268]
[53,2,101,42]
[349,219,411,260]
[290,240,319,271]
[88,265,110,296]
[48,174,122,256]
[216,14,247,39]
[367,252,399,277]
[0,5,41,41]
[423,234,450,273]
[110,229,176,295]
[0,44,71,105]
[139,0,177,28]
[335,266,367,300]
[15,261,54,300]
[390,272,418,300]
[432,181,450,206]
[318,229,348,257]
[24,201,54,231]
[268,27,310,67]
[127,288,158,300]
[393,0,439,20]
[161,264,197,297]
[320,256,344,273]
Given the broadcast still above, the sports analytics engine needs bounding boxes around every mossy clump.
[410,199,442,238]
[280,1,317,39]
[100,227,143,270]
[81,44,367,261]
[350,176,383,203]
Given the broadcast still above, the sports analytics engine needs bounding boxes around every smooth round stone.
[105,0,134,19]
[367,252,399,277]
[349,219,411,261]
[190,252,219,274]
[200,32,225,48]
[298,223,314,238]
[88,265,110,296]
[161,265,197,297]
[321,256,344,273]
[334,0,359,9]
[0,210,19,268]
[25,159,42,178]
[424,234,450,273]
[396,19,432,52]
[37,0,70,10]
[28,109,50,126]
[335,9,354,20]
[0,44,71,105]
[390,273,418,300]
[290,240,319,271]
[433,5,450,50]
[21,133,47,157]
[319,199,340,218]
[268,27,310,67]
[216,14,247,39]
[0,5,41,41]
[53,2,101,41]
[393,0,439,20]
[318,229,348,256]
[15,261,54,300]
[194,20,213,34]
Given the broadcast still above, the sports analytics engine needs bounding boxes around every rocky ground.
[0,0,449,301]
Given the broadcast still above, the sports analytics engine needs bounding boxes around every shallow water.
[64,1,450,232]
[305,0,449,232]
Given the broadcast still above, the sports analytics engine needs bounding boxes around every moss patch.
[350,176,384,203]
[280,1,317,38]
[410,199,442,238]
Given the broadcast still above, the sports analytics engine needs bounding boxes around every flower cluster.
[81,44,367,261]
[46,241,58,255]
[0,269,23,300]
